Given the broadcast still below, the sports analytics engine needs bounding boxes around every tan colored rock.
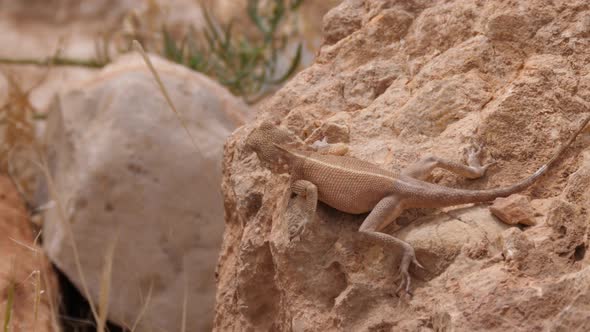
[500,228,533,267]
[217,0,590,331]
[562,151,590,206]
[546,199,586,257]
[397,206,508,276]
[548,267,590,331]
[0,176,59,332]
[322,0,364,45]
[41,53,250,331]
[306,121,350,145]
[490,194,537,226]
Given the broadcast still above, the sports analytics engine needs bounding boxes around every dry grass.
[0,67,60,331]
[36,157,102,328]
[9,39,196,331]
[97,232,119,332]
[0,69,44,201]
[135,39,196,332]
[132,40,201,156]
[0,0,304,103]
[3,233,61,332]
[129,282,153,332]
[0,2,245,328]
[3,258,16,332]
[0,46,196,332]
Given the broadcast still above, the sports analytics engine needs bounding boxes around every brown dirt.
[0,176,59,332]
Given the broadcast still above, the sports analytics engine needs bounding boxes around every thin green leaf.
[3,283,14,332]
[162,28,183,63]
[290,0,304,10]
[269,0,286,33]
[203,29,217,52]
[141,0,305,102]
[247,0,268,34]
[222,20,234,51]
[202,5,223,47]
[271,42,302,84]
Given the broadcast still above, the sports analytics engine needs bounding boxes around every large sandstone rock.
[42,54,250,331]
[217,0,590,331]
[0,176,59,332]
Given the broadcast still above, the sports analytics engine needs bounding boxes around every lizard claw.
[465,142,497,178]
[395,245,422,296]
[413,256,425,270]
[482,159,497,171]
[288,222,306,241]
[396,268,412,296]
[466,142,484,161]
[289,214,315,241]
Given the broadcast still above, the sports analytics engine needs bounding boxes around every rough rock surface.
[0,176,59,332]
[490,194,537,226]
[42,54,250,331]
[216,0,590,331]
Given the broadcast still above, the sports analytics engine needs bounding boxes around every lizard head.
[245,120,302,174]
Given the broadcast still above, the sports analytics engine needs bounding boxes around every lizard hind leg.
[402,143,495,181]
[358,196,423,295]
[289,179,318,241]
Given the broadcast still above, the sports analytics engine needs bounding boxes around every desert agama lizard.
[245,115,590,294]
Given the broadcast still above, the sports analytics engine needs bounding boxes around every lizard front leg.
[358,196,423,294]
[402,143,495,180]
[288,180,318,241]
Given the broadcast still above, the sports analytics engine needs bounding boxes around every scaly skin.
[246,115,590,294]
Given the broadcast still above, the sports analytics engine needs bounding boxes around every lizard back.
[297,152,399,214]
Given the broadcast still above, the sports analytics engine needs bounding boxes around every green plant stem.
[0,57,106,68]
[3,283,14,332]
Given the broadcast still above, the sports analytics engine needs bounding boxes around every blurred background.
[0,1,339,331]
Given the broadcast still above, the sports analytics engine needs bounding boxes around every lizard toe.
[465,141,487,165]
[288,223,305,241]
[395,269,413,296]
[412,256,425,270]
[395,244,418,295]
[482,159,497,171]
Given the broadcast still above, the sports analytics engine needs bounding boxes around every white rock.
[41,54,250,331]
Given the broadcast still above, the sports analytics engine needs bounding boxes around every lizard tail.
[406,114,590,207]
[487,113,590,196]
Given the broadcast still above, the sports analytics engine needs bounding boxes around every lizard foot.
[465,142,484,161]
[288,220,307,241]
[395,245,424,295]
[464,143,497,178]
